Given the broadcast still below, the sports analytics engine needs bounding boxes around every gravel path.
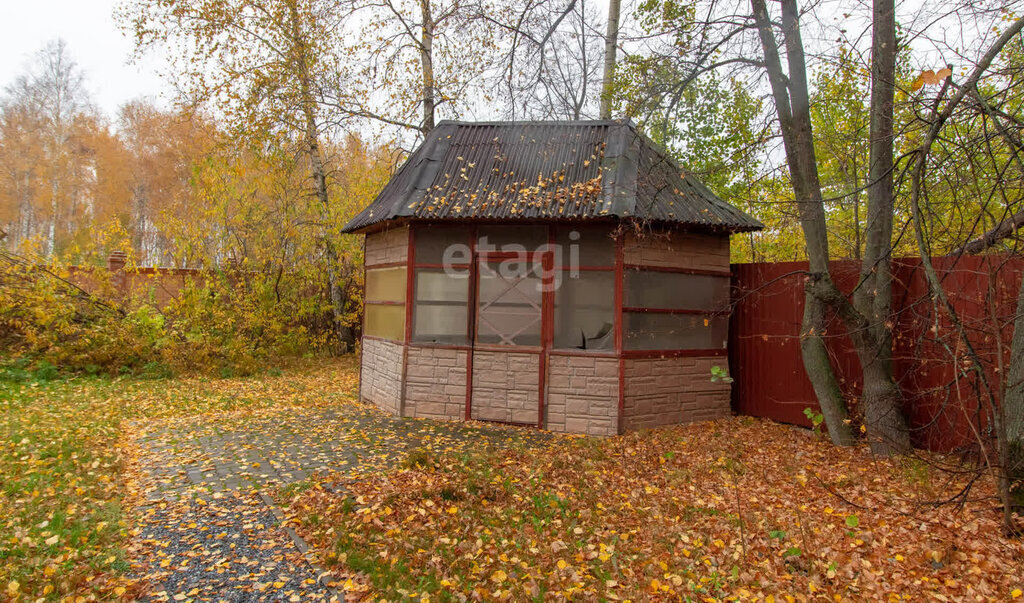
[128,399,551,601]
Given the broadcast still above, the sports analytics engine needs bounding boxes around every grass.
[0,356,358,601]
[287,418,1024,602]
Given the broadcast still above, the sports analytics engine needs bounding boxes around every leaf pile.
[287,418,1024,601]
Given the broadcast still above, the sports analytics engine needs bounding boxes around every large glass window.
[554,271,615,349]
[623,268,730,351]
[364,267,406,340]
[412,269,469,344]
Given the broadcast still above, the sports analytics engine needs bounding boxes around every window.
[364,304,406,341]
[623,268,730,351]
[364,267,406,340]
[555,225,614,268]
[476,262,543,346]
[412,269,469,344]
[415,225,471,265]
[554,271,614,349]
[365,267,407,303]
[624,270,729,311]
[624,313,728,350]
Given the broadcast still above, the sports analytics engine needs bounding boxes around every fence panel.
[730,256,1023,452]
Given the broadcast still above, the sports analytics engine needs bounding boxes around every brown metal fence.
[729,255,1024,452]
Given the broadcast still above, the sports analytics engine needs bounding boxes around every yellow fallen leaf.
[1011,589,1022,599]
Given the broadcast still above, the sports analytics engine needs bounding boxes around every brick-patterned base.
[471,350,539,424]
[361,343,731,436]
[360,338,404,414]
[404,346,468,420]
[546,355,618,436]
[622,356,731,431]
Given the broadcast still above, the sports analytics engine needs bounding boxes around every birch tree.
[122,0,361,348]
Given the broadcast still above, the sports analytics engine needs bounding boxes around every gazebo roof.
[342,119,763,233]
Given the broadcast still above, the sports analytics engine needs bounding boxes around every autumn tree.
[122,0,366,348]
[0,40,99,257]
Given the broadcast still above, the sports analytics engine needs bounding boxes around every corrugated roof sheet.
[342,119,763,233]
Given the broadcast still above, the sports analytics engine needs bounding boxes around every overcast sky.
[0,0,168,117]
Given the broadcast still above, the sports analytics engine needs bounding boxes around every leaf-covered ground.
[0,358,358,601]
[286,417,1024,601]
[5,357,1024,601]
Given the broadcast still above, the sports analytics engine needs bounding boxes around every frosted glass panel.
[413,304,468,344]
[365,304,405,341]
[416,270,469,302]
[365,267,407,303]
[624,270,729,311]
[624,313,728,350]
[477,225,549,251]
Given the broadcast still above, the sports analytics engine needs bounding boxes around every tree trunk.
[599,0,621,119]
[288,0,354,352]
[751,0,856,446]
[851,0,911,455]
[419,0,436,132]
[1004,272,1024,509]
[753,0,913,453]
[801,294,855,445]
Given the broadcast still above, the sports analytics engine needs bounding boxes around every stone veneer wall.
[470,351,539,424]
[622,355,731,431]
[404,346,468,420]
[623,231,730,272]
[546,355,619,436]
[365,225,409,266]
[360,337,404,414]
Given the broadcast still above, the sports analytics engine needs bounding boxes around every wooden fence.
[729,255,1024,452]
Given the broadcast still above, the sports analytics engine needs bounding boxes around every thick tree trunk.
[851,0,911,454]
[599,0,621,119]
[753,0,912,453]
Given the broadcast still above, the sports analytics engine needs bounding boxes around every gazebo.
[342,120,762,435]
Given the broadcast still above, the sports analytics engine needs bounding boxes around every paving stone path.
[129,399,552,601]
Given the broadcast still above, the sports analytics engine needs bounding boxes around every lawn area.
[0,358,358,601]
[285,417,1024,602]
